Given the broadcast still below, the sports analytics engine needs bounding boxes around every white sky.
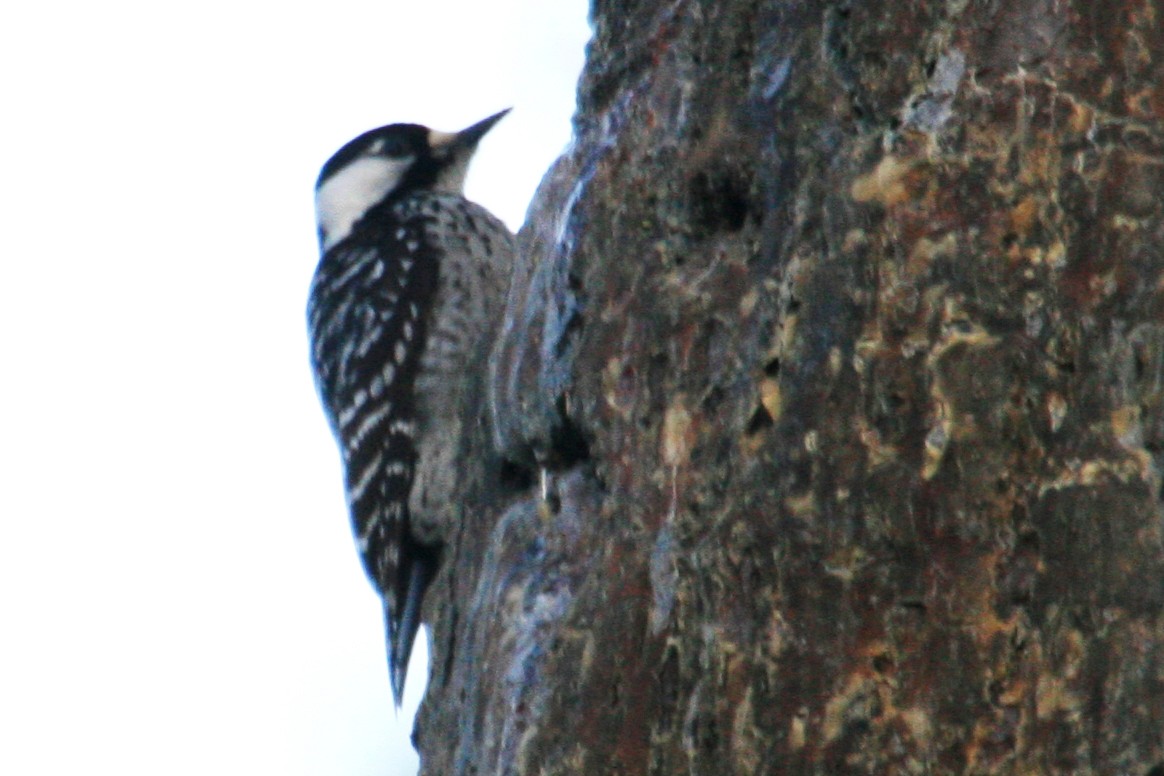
[0,3,588,774]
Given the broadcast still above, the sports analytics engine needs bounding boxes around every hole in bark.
[689,167,753,234]
[499,459,536,491]
[548,397,591,469]
[763,357,781,376]
[689,713,720,754]
[702,386,725,412]
[497,398,590,492]
[746,404,774,435]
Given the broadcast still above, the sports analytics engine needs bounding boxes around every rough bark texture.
[416,1,1164,773]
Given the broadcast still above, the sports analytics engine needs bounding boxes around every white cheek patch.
[316,156,413,251]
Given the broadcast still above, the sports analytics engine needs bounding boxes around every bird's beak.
[456,108,512,146]
[428,108,512,154]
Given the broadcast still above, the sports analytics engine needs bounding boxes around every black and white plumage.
[307,110,514,705]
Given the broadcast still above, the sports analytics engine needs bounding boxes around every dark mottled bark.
[416,1,1164,773]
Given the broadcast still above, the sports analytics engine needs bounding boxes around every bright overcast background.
[0,2,588,774]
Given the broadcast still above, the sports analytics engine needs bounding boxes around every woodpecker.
[307,110,515,705]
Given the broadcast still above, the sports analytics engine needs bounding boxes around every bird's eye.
[370,136,408,158]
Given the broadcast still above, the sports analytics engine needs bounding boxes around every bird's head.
[315,108,510,251]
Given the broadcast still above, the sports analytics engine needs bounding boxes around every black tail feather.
[387,546,438,707]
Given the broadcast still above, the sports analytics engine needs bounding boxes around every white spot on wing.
[348,450,384,505]
[316,156,413,251]
[388,419,414,436]
[355,325,383,357]
[348,401,393,451]
[327,247,377,291]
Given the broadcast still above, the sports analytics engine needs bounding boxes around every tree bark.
[417,1,1164,773]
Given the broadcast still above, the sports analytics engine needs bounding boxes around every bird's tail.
[388,549,437,707]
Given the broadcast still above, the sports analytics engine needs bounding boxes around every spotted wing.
[306,216,441,704]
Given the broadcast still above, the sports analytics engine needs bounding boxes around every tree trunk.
[416,1,1164,773]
